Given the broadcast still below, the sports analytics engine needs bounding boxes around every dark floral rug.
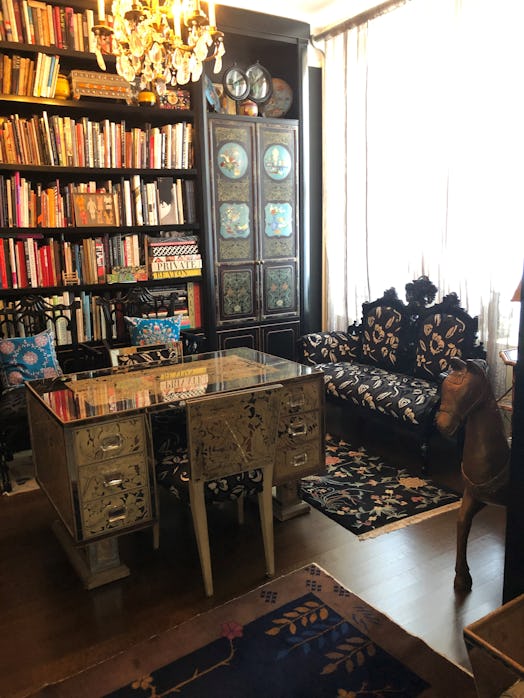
[300,434,461,539]
[40,565,475,697]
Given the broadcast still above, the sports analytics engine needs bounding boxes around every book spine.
[150,268,202,280]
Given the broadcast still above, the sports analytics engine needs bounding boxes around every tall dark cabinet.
[199,8,311,359]
[207,115,300,358]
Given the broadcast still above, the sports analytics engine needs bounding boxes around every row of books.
[0,51,59,97]
[0,0,97,52]
[0,283,203,346]
[0,232,202,289]
[0,174,197,228]
[0,112,194,170]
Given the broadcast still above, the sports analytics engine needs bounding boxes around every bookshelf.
[0,1,204,362]
[0,3,313,364]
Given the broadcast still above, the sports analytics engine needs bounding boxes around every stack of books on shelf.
[0,175,196,229]
[0,52,60,97]
[0,117,193,170]
[0,0,97,52]
[146,235,202,281]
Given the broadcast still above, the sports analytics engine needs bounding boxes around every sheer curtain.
[321,0,524,393]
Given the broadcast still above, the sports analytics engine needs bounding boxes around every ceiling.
[218,0,382,34]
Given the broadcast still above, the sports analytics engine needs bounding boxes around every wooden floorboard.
[0,415,507,698]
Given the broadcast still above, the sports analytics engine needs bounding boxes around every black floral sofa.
[298,277,486,467]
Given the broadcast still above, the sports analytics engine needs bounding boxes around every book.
[187,280,202,328]
[0,239,8,289]
[156,176,176,225]
[151,268,202,280]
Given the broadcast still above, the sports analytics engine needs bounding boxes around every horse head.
[435,357,490,437]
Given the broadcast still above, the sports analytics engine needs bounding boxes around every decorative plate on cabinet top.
[261,78,293,118]
[204,74,222,112]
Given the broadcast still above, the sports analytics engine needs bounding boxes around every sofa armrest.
[298,330,360,366]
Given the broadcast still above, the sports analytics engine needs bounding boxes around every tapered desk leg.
[52,520,130,590]
[273,481,310,521]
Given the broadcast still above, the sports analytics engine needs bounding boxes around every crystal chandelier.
[93,0,225,96]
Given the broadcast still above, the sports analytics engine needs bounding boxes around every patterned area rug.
[300,434,461,539]
[33,564,475,697]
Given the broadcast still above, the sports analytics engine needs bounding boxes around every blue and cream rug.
[300,434,461,539]
[35,564,475,697]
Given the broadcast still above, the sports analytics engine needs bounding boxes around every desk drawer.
[72,417,146,466]
[281,380,321,415]
[278,411,322,448]
[274,441,323,484]
[80,488,152,540]
[78,455,149,502]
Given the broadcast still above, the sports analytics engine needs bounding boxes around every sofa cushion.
[125,315,182,347]
[298,331,360,366]
[414,311,469,379]
[361,304,406,370]
[0,330,62,391]
[317,361,439,426]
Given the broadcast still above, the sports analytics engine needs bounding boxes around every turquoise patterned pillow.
[0,329,62,391]
[125,316,182,347]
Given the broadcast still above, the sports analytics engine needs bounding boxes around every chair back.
[186,384,282,482]
[0,294,79,346]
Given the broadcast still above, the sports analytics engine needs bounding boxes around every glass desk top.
[26,348,319,424]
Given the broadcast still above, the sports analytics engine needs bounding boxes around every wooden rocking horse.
[435,357,510,591]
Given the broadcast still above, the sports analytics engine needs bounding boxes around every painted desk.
[26,348,325,588]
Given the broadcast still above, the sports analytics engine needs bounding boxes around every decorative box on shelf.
[70,70,133,104]
[159,89,191,110]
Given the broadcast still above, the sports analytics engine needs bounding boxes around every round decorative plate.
[217,142,249,179]
[261,78,293,118]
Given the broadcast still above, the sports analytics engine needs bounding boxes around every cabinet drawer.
[78,455,149,503]
[274,440,324,484]
[281,380,322,415]
[80,488,152,540]
[72,417,146,466]
[278,410,322,449]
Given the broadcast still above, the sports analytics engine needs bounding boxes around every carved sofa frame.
[298,277,486,468]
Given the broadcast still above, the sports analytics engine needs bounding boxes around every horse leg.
[454,486,485,592]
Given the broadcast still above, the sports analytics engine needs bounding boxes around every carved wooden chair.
[97,284,207,359]
[156,384,282,596]
[0,296,80,492]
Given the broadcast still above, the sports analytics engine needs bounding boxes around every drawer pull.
[107,506,127,524]
[289,422,307,437]
[103,473,123,487]
[100,434,124,452]
[292,453,308,468]
[288,393,305,409]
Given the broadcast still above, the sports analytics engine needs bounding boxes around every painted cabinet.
[208,115,300,359]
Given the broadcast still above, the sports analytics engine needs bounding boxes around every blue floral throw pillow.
[125,315,182,347]
[0,329,62,391]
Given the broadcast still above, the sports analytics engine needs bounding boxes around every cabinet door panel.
[262,321,301,361]
[217,327,259,352]
[258,123,298,261]
[261,261,299,318]
[217,263,258,324]
[209,119,256,264]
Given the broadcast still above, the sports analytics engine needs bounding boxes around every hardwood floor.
[0,409,507,697]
